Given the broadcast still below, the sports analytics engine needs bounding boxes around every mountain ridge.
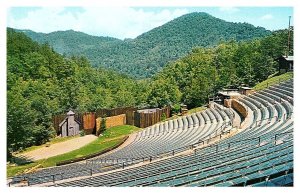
[14,12,271,78]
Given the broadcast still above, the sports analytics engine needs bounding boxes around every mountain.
[16,12,271,78]
[16,29,122,57]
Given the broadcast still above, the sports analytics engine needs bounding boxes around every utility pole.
[287,16,291,57]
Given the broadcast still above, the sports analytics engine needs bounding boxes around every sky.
[7,7,293,40]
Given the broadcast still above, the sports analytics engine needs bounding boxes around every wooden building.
[59,110,81,137]
[217,89,241,108]
[180,104,188,116]
[239,86,254,96]
[277,55,293,74]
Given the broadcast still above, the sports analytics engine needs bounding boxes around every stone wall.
[246,90,256,95]
[224,99,231,108]
[231,99,248,118]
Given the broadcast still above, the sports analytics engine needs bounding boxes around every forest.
[7,28,145,155]
[18,12,271,78]
[7,25,293,157]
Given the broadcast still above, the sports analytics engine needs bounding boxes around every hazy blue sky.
[7,7,293,39]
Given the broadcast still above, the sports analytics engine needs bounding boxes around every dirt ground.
[18,135,98,161]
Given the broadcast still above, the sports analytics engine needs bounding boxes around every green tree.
[147,78,182,108]
[7,89,37,153]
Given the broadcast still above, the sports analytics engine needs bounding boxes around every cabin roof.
[218,91,241,97]
[67,110,75,115]
[240,86,252,90]
[279,55,293,62]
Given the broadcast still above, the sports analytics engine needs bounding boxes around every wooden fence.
[82,112,96,134]
[134,106,171,128]
[95,107,137,118]
[52,106,171,135]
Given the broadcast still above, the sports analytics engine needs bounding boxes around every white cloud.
[219,7,239,14]
[7,7,189,39]
[260,14,273,20]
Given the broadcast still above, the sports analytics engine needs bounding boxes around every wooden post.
[275,134,278,145]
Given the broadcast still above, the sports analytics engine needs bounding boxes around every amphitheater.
[11,79,293,187]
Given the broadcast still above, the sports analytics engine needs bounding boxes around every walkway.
[18,135,98,161]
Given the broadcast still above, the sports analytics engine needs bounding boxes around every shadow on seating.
[11,155,34,165]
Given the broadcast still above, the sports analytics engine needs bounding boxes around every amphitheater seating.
[90,108,233,162]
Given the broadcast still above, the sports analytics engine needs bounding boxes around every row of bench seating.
[92,108,234,162]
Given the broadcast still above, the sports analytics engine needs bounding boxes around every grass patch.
[164,115,180,121]
[253,72,293,91]
[187,106,207,114]
[39,138,122,168]
[163,106,207,122]
[7,162,39,178]
[102,125,142,138]
[7,125,141,177]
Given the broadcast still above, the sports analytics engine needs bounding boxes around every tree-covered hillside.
[7,29,147,154]
[146,29,293,108]
[18,12,271,78]
[16,29,122,58]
